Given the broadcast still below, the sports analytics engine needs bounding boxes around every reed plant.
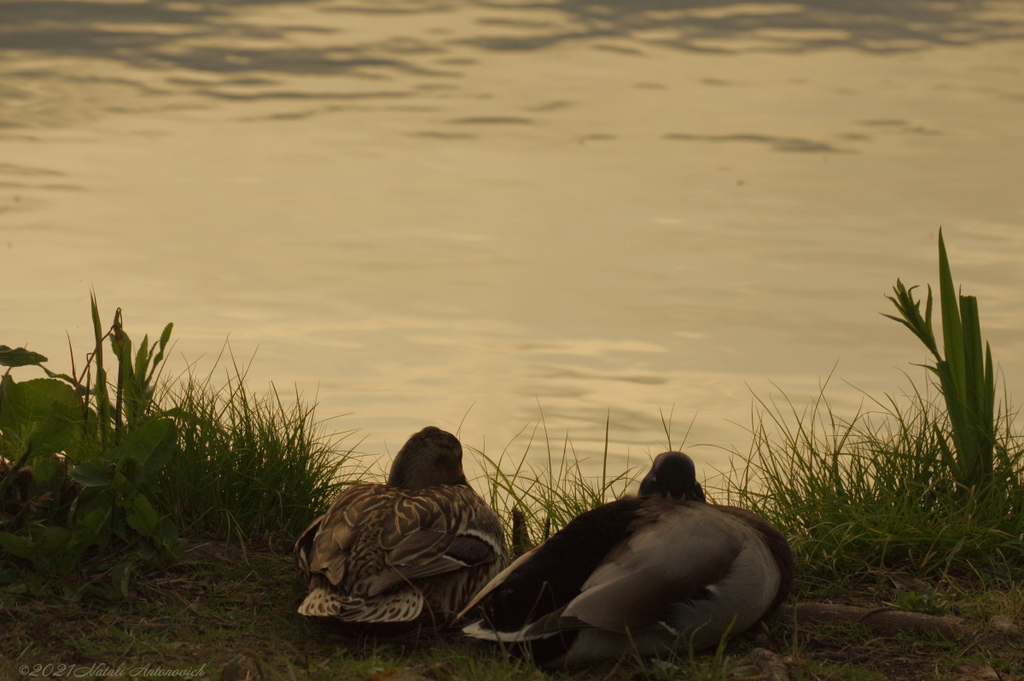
[152,354,361,546]
[884,228,997,493]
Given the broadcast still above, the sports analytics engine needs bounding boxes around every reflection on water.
[5,0,1024,128]
[3,0,1024,480]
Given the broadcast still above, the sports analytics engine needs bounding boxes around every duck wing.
[296,483,393,586]
[462,496,653,636]
[296,483,506,623]
[564,502,753,633]
[366,485,506,594]
[714,505,795,614]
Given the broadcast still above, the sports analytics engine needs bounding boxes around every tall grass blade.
[89,291,111,448]
[147,323,173,384]
[959,295,995,486]
[937,230,966,401]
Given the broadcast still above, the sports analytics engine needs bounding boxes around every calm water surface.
[3,0,1024,481]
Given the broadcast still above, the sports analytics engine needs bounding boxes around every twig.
[779,602,972,638]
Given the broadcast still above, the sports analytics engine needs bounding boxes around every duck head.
[638,451,706,502]
[386,426,469,490]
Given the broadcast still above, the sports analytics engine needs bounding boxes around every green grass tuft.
[151,354,362,547]
[716,379,1024,586]
[472,411,644,547]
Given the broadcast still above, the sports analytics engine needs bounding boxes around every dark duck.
[460,451,794,667]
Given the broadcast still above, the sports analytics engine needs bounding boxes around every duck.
[460,450,794,668]
[294,426,509,627]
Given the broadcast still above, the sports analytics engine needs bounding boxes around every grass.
[151,353,363,548]
[4,349,1024,680]
[2,539,1020,680]
[473,412,645,548]
[715,377,1024,589]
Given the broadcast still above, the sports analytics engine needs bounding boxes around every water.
[3,0,1024,481]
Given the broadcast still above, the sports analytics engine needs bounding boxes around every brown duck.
[295,426,508,626]
[461,451,794,667]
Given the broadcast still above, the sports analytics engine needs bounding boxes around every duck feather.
[460,451,793,667]
[296,427,509,626]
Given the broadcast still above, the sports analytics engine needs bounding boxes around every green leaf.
[126,494,161,535]
[155,517,179,542]
[27,454,67,504]
[960,295,985,412]
[924,284,934,338]
[147,323,173,384]
[936,362,979,488]
[73,491,114,542]
[959,295,994,482]
[90,292,112,446]
[0,345,48,368]
[0,370,12,408]
[109,470,134,496]
[0,378,83,459]
[0,531,38,559]
[31,525,72,554]
[134,335,150,386]
[68,461,115,487]
[90,292,104,350]
[29,454,65,486]
[104,418,177,479]
[37,365,86,393]
[983,343,995,474]
[80,505,112,534]
[884,281,940,359]
[937,229,966,402]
